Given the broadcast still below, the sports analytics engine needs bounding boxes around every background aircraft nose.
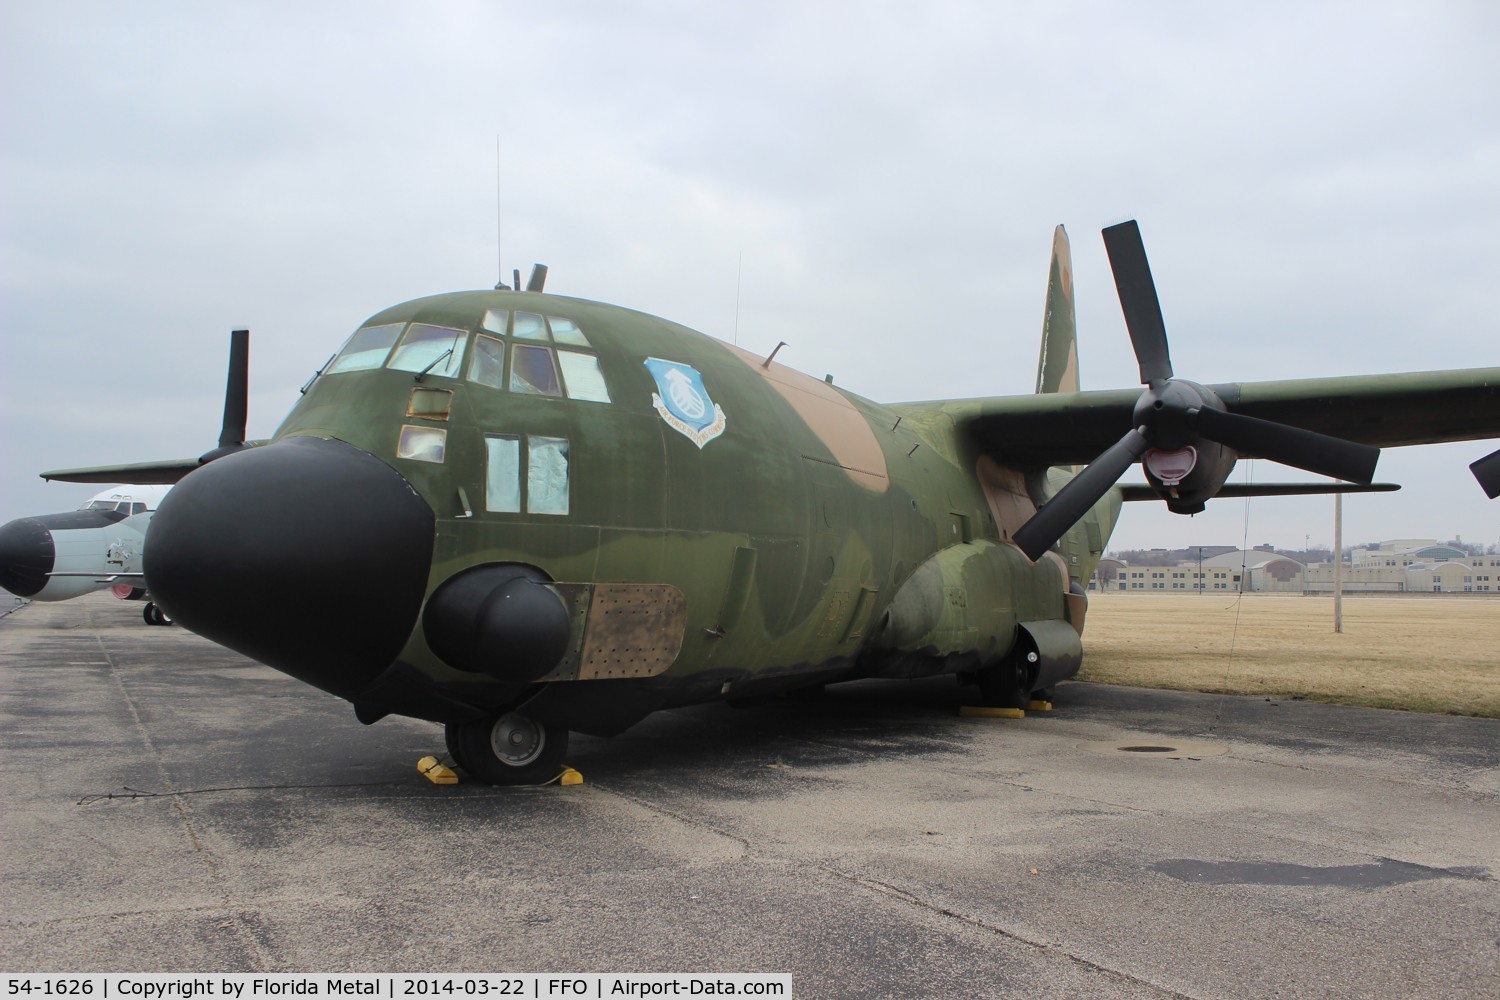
[144,436,435,696]
[0,509,132,600]
[0,517,53,598]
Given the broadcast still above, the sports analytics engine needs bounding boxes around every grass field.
[1078,593,1500,717]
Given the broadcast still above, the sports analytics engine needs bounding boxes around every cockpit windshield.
[387,324,467,378]
[325,323,404,374]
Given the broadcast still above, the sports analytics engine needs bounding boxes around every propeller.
[1013,222,1381,562]
[1472,448,1500,499]
[197,329,250,465]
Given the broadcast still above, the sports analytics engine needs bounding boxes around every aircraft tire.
[443,725,469,773]
[976,656,1031,710]
[446,711,568,786]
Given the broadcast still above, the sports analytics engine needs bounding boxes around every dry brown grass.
[1079,593,1500,717]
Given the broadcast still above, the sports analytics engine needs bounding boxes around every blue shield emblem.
[643,358,727,448]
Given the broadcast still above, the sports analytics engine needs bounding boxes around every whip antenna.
[494,136,506,289]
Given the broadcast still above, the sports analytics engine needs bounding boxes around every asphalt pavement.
[3,594,1496,998]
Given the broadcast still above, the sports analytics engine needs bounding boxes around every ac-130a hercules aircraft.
[34,221,1500,784]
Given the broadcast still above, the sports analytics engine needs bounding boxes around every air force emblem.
[644,358,727,448]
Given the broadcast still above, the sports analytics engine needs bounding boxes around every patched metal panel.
[577,583,687,680]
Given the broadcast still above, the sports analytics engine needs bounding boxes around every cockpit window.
[467,312,610,404]
[548,317,590,347]
[514,312,548,342]
[481,309,509,335]
[511,343,562,396]
[387,324,467,378]
[326,323,404,374]
[556,350,611,402]
[468,334,506,389]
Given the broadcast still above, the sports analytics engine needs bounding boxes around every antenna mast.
[494,136,505,289]
[734,250,743,346]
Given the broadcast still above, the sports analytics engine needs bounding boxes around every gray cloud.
[3,1,1496,553]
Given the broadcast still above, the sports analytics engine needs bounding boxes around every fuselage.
[142,290,1119,736]
[0,485,167,602]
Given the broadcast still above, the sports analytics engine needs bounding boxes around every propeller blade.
[1471,447,1500,499]
[1014,427,1151,561]
[1103,220,1173,385]
[1192,406,1379,484]
[526,264,548,292]
[218,329,250,449]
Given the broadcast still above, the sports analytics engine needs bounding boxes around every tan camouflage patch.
[727,345,890,492]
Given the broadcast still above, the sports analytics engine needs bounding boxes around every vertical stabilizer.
[1035,225,1079,394]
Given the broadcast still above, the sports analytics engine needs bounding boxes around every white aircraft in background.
[0,485,176,624]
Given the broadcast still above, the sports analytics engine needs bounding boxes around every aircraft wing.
[1118,482,1400,501]
[41,441,269,485]
[42,458,205,485]
[918,367,1500,468]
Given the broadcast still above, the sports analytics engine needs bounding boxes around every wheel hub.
[490,712,545,767]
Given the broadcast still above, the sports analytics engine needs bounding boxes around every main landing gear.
[444,711,569,785]
[976,653,1032,710]
[142,602,174,627]
[971,650,1054,712]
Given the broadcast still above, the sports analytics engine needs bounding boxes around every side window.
[483,434,570,516]
[326,323,404,374]
[528,436,570,515]
[396,425,447,464]
[484,435,521,512]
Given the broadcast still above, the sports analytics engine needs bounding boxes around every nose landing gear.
[444,711,569,785]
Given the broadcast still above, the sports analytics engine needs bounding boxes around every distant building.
[1351,539,1470,568]
[1097,542,1500,594]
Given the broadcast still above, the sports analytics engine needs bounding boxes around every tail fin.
[1035,225,1079,394]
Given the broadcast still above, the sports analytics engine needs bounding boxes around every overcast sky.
[3,1,1497,554]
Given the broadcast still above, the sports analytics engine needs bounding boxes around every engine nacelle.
[1142,438,1238,514]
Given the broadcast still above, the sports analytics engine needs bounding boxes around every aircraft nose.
[0,516,53,598]
[144,436,435,696]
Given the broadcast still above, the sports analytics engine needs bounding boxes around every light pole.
[1197,545,1203,595]
[1334,494,1344,633]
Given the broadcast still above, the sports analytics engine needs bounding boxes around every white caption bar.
[3,975,792,1000]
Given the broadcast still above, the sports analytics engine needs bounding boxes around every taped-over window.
[557,351,611,402]
[484,435,521,513]
[528,436,570,515]
[483,434,570,516]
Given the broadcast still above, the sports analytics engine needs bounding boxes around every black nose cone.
[144,436,435,697]
[0,517,53,598]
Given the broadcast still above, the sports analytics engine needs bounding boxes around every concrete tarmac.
[3,594,1497,998]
